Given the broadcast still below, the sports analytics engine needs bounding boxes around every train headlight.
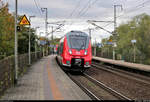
[86,62,89,65]
[84,50,88,55]
[69,49,72,54]
[66,61,70,65]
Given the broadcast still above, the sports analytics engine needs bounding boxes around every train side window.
[57,46,59,54]
[60,42,63,54]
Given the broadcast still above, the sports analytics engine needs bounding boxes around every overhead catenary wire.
[66,0,99,32]
[117,0,150,19]
[33,0,44,17]
[69,0,82,18]
[98,0,150,30]
[77,0,91,17]
[79,0,98,17]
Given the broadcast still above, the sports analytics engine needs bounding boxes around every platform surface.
[1,55,91,100]
[93,56,150,72]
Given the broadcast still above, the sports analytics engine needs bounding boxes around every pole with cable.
[35,27,39,60]
[14,0,18,84]
[51,26,54,54]
[113,4,122,60]
[41,8,48,56]
[29,16,35,65]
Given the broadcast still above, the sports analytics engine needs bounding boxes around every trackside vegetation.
[97,13,150,65]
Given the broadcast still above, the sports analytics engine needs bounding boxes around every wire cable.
[33,0,44,17]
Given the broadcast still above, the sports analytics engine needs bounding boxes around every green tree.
[0,2,14,57]
[116,13,150,64]
[0,1,38,59]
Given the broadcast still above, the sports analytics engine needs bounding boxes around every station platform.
[1,55,91,100]
[93,56,150,73]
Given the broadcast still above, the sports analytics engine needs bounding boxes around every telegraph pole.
[89,28,91,40]
[94,38,97,56]
[130,26,136,63]
[35,27,40,59]
[29,18,31,65]
[51,26,53,42]
[113,4,122,60]
[29,16,35,65]
[41,8,48,56]
[51,26,54,54]
[46,8,48,37]
[14,0,18,84]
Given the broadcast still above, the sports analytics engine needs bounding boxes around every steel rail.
[92,63,150,85]
[68,73,100,100]
[84,73,131,100]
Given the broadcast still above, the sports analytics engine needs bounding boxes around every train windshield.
[68,34,89,50]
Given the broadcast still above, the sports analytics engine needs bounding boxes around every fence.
[92,47,113,59]
[0,52,43,97]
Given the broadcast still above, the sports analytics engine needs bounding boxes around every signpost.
[19,15,33,66]
[131,40,136,43]
[131,39,136,62]
[39,37,47,56]
[19,15,30,25]
[15,0,18,84]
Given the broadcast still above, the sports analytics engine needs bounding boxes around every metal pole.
[29,16,35,65]
[52,26,53,41]
[29,18,31,65]
[89,28,91,40]
[134,32,136,63]
[43,45,44,57]
[113,5,116,60]
[45,8,48,56]
[94,38,96,56]
[35,39,37,60]
[134,43,136,62]
[35,27,39,59]
[15,0,18,84]
[130,26,136,62]
[46,8,48,36]
[41,8,48,56]
[113,4,122,60]
[51,26,54,54]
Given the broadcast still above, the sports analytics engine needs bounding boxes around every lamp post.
[35,27,40,60]
[41,8,48,56]
[29,16,35,65]
[14,0,18,84]
[130,26,136,63]
[113,5,123,60]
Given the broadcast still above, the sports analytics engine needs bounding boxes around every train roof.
[66,30,89,37]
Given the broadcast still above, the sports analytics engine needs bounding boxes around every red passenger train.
[56,30,92,72]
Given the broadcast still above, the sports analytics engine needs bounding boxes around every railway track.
[68,73,131,100]
[92,62,150,85]
[68,73,100,100]
[56,57,150,99]
[87,62,150,99]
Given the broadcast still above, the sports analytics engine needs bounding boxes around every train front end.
[62,31,92,72]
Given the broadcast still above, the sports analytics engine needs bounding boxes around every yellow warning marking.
[109,39,112,42]
[19,15,30,25]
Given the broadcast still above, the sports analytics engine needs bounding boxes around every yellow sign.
[19,15,30,25]
[109,39,112,42]
[39,37,46,41]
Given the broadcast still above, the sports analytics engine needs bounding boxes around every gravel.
[85,67,150,100]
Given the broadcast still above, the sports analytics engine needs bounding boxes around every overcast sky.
[4,0,150,43]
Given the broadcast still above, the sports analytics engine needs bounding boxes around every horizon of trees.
[96,13,150,65]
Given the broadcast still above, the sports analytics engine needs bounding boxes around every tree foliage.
[0,1,37,59]
[116,13,150,64]
[98,13,150,65]
[0,2,14,57]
